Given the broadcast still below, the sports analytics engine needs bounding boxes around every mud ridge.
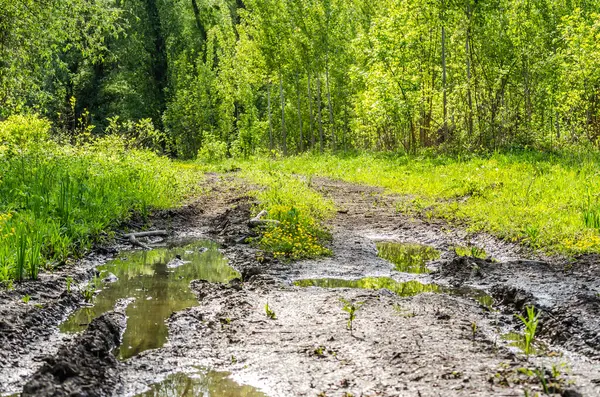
[22,310,126,397]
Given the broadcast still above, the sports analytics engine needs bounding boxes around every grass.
[516,306,540,356]
[209,150,600,256]
[238,167,335,260]
[0,115,200,283]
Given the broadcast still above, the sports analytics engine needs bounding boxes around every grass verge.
[203,150,600,256]
[0,115,200,282]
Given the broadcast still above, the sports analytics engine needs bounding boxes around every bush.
[197,134,227,163]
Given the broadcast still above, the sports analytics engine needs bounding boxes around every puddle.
[295,277,440,297]
[295,277,495,307]
[60,241,239,360]
[376,242,440,273]
[135,369,266,397]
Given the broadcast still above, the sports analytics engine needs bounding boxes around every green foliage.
[197,134,228,164]
[0,115,200,282]
[515,306,540,356]
[454,245,488,260]
[21,294,31,304]
[260,206,331,260]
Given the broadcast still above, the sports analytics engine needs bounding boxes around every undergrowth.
[216,150,600,256]
[0,115,199,282]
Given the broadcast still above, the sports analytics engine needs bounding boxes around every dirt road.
[1,174,599,396]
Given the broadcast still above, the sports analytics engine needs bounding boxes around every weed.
[340,298,364,334]
[65,276,74,294]
[82,283,95,302]
[515,306,540,355]
[454,245,487,259]
[265,302,276,319]
[239,169,334,260]
[314,346,325,357]
[21,294,31,304]
[471,321,478,339]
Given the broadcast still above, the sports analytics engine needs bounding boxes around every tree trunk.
[325,53,335,150]
[279,70,287,156]
[191,0,207,43]
[296,71,304,152]
[441,24,448,143]
[268,82,273,152]
[307,67,315,149]
[466,5,474,139]
[316,74,325,153]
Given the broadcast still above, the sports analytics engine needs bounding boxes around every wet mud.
[1,174,599,396]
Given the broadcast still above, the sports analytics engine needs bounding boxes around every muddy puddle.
[136,369,266,397]
[294,276,495,307]
[60,240,239,360]
[376,241,440,273]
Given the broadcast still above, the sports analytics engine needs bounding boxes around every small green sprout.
[265,302,276,319]
[21,294,31,304]
[65,276,74,294]
[515,305,539,355]
[340,298,364,334]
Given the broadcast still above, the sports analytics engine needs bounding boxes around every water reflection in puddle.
[376,242,440,273]
[60,241,239,360]
[295,277,495,306]
[136,370,266,397]
[295,277,439,297]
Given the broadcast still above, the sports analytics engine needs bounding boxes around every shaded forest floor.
[1,172,600,396]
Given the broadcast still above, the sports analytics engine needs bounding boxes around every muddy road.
[1,174,599,396]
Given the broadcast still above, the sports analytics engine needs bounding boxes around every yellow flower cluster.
[259,207,330,260]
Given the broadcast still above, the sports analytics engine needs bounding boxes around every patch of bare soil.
[2,173,600,396]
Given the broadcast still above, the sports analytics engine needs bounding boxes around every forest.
[2,0,600,156]
[2,1,600,397]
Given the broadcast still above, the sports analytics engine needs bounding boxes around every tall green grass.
[217,150,600,256]
[0,115,200,282]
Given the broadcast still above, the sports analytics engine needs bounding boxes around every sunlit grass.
[0,115,201,282]
[208,150,600,256]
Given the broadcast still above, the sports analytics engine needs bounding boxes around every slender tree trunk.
[307,68,315,149]
[316,74,325,153]
[441,24,448,142]
[325,53,335,150]
[466,6,474,139]
[296,71,304,152]
[268,82,273,152]
[279,70,287,156]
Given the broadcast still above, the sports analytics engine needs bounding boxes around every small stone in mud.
[103,272,118,283]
